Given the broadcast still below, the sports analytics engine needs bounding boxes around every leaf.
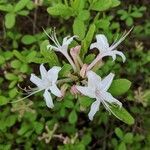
[21,35,37,45]
[115,127,124,139]
[59,64,72,77]
[110,105,135,125]
[68,110,77,124]
[14,0,30,12]
[91,0,112,11]
[78,96,93,107]
[5,115,16,127]
[0,96,8,106]
[13,50,26,63]
[81,24,96,58]
[111,0,121,7]
[5,13,16,29]
[123,133,133,143]
[109,79,131,96]
[47,4,74,18]
[118,142,126,150]
[40,40,60,66]
[77,10,90,21]
[71,0,85,12]
[73,18,86,40]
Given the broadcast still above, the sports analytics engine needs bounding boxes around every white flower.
[30,64,62,108]
[76,71,122,120]
[44,29,77,71]
[90,34,126,62]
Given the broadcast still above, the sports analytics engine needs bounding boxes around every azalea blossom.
[76,71,122,120]
[30,64,62,108]
[87,29,132,70]
[43,29,77,71]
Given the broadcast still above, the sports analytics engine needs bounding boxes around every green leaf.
[0,55,5,65]
[110,105,135,125]
[0,96,8,106]
[64,100,74,108]
[81,134,92,145]
[81,24,95,58]
[78,96,93,107]
[14,0,30,12]
[73,18,86,40]
[13,50,26,63]
[5,13,16,29]
[26,51,37,63]
[123,132,133,143]
[115,127,124,139]
[111,0,121,7]
[118,142,126,150]
[109,79,131,96]
[5,115,16,127]
[40,40,60,66]
[59,64,72,77]
[11,60,21,69]
[21,35,37,45]
[68,110,77,124]
[91,0,112,11]
[33,122,44,134]
[47,4,74,18]
[77,10,90,21]
[71,0,85,12]
[5,73,18,81]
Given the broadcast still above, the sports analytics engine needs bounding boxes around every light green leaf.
[111,0,121,7]
[14,0,30,12]
[110,105,135,125]
[59,64,72,77]
[71,0,85,12]
[81,24,95,57]
[91,0,112,11]
[0,96,8,106]
[77,10,90,21]
[47,4,74,18]
[21,35,37,45]
[73,18,86,40]
[109,79,131,96]
[115,127,124,139]
[5,13,16,29]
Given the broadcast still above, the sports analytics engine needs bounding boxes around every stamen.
[9,89,43,103]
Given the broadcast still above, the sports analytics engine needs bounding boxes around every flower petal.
[43,89,54,108]
[88,99,101,120]
[87,71,101,89]
[50,84,62,97]
[30,74,44,89]
[40,64,48,80]
[76,86,95,98]
[101,73,114,91]
[101,91,122,108]
[47,45,60,51]
[96,34,109,49]
[113,50,126,62]
[47,66,61,82]
[63,35,77,46]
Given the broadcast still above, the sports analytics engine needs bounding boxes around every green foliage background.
[0,0,150,149]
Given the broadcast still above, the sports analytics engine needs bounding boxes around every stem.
[87,54,102,71]
[63,52,77,72]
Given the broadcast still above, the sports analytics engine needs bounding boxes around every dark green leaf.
[68,110,77,124]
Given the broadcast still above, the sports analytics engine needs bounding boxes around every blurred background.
[0,0,150,149]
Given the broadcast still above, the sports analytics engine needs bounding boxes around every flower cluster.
[17,29,131,121]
